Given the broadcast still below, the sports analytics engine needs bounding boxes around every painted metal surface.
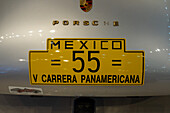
[0,0,170,96]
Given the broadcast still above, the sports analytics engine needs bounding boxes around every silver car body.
[0,0,170,96]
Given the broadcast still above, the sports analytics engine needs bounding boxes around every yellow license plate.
[29,38,145,85]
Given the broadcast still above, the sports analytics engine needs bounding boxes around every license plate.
[29,38,145,85]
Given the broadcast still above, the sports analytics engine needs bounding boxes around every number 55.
[72,51,100,73]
